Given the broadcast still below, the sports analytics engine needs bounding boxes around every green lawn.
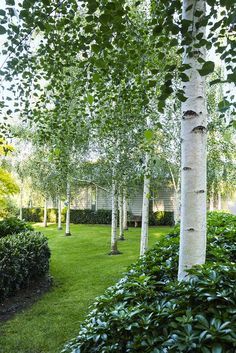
[0,223,172,353]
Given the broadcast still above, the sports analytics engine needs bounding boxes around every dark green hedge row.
[22,208,58,223]
[22,208,174,226]
[0,217,33,238]
[0,231,51,302]
[61,212,236,353]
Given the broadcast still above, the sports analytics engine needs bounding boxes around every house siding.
[152,188,174,212]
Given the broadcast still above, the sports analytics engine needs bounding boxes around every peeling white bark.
[58,197,62,230]
[123,192,128,230]
[43,198,47,227]
[173,190,180,225]
[178,0,207,280]
[119,194,125,240]
[110,180,120,254]
[140,153,150,256]
[65,182,71,236]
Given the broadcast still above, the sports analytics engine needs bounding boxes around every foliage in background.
[0,139,19,211]
[0,231,50,302]
[22,207,174,226]
[0,217,33,238]
[62,212,236,353]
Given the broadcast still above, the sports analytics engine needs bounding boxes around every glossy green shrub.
[0,217,33,238]
[0,231,51,301]
[62,212,236,353]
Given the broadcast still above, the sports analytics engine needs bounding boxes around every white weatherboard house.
[70,186,236,216]
[71,186,175,215]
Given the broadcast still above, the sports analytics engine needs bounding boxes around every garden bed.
[0,275,52,323]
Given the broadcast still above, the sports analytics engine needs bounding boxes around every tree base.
[65,232,71,236]
[58,227,63,230]
[124,227,128,231]
[108,250,122,255]
[118,236,125,241]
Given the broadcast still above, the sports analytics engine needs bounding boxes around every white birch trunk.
[58,197,62,230]
[123,192,128,230]
[19,183,23,221]
[140,153,150,256]
[178,0,207,280]
[65,182,71,236]
[217,191,222,210]
[43,198,47,227]
[118,194,125,240]
[173,190,180,225]
[109,180,120,255]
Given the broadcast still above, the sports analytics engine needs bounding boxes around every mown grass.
[0,223,172,353]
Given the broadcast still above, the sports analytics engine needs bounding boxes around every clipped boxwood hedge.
[0,217,33,238]
[22,207,58,223]
[22,207,174,226]
[62,212,236,353]
[0,231,51,301]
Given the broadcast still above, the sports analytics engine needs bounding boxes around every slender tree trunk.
[65,182,71,236]
[217,191,222,210]
[43,198,47,227]
[209,187,214,211]
[178,0,207,280]
[123,192,128,230]
[109,180,120,255]
[58,197,62,230]
[118,194,125,240]
[19,183,23,221]
[140,152,150,256]
[173,189,180,225]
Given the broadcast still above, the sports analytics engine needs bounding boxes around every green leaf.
[87,95,94,105]
[212,344,223,353]
[180,73,189,82]
[0,25,6,35]
[198,61,215,76]
[144,129,153,140]
[6,0,15,4]
[0,10,6,16]
[92,73,100,82]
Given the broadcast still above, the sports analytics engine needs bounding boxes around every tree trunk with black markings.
[178,0,207,280]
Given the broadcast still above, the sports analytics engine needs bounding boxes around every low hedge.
[61,212,236,353]
[22,208,57,223]
[0,217,33,238]
[149,210,174,226]
[0,231,51,301]
[22,208,174,226]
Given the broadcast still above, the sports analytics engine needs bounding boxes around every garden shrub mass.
[0,217,33,238]
[0,231,51,301]
[62,212,236,353]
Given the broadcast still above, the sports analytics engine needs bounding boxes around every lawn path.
[0,224,172,353]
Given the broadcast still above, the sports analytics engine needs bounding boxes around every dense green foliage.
[0,231,50,302]
[22,207,58,223]
[22,208,174,226]
[149,211,174,226]
[62,212,236,353]
[0,217,33,238]
[0,224,172,353]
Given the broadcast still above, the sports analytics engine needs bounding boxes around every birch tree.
[178,0,208,280]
